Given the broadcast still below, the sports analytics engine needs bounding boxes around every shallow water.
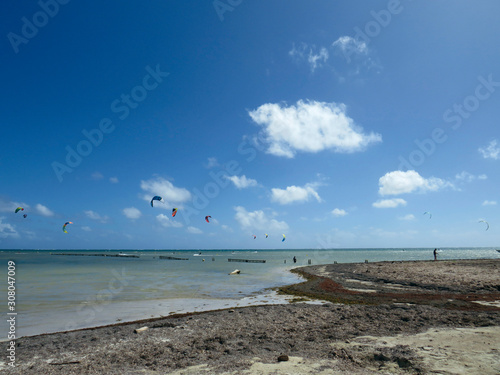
[0,248,498,338]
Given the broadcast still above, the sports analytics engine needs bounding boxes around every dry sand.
[3,259,500,374]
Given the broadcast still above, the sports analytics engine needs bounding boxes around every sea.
[1,247,499,339]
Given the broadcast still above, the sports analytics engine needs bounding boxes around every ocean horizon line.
[1,246,498,252]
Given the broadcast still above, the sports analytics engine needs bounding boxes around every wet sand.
[4,259,500,374]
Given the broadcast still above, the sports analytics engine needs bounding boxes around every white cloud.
[331,208,347,217]
[249,100,381,158]
[85,210,109,223]
[455,171,475,182]
[81,226,92,232]
[478,140,500,160]
[36,204,54,217]
[234,206,289,233]
[156,214,183,228]
[372,198,407,208]
[140,177,191,206]
[186,226,202,234]
[455,171,487,183]
[226,175,258,189]
[308,47,329,72]
[0,217,18,238]
[91,171,104,180]
[289,43,329,72]
[109,177,119,183]
[206,157,219,169]
[123,207,142,220]
[271,184,321,205]
[378,170,453,196]
[332,36,368,57]
[482,200,497,206]
[399,214,415,221]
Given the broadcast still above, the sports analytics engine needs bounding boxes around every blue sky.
[1,0,499,249]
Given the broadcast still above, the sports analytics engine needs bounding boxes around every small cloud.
[123,207,142,219]
[91,172,104,180]
[378,170,453,196]
[289,43,329,73]
[331,208,347,217]
[0,217,18,238]
[36,204,55,217]
[271,183,322,205]
[234,206,289,232]
[187,226,202,234]
[482,200,497,206]
[399,214,415,221]
[156,214,182,228]
[308,47,329,72]
[85,210,109,223]
[478,140,500,160]
[332,36,368,59]
[226,175,258,189]
[372,198,407,208]
[478,174,487,180]
[206,157,219,169]
[109,177,119,184]
[81,226,92,232]
[140,177,191,207]
[455,171,475,182]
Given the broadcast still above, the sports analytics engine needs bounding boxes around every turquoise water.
[1,248,498,338]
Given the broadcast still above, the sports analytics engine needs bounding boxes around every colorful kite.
[172,208,178,217]
[205,215,211,223]
[62,221,73,233]
[282,234,286,242]
[15,207,24,213]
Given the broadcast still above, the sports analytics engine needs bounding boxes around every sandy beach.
[4,259,500,374]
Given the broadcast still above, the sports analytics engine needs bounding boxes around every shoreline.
[4,259,500,374]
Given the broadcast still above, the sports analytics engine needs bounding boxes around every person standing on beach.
[433,248,438,261]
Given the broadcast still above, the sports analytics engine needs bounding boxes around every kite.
[15,207,24,213]
[479,219,489,231]
[252,235,256,239]
[282,234,286,242]
[172,208,178,217]
[62,221,73,233]
[23,214,27,218]
[205,215,211,223]
[423,212,432,219]
[265,234,268,238]
[150,196,164,207]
